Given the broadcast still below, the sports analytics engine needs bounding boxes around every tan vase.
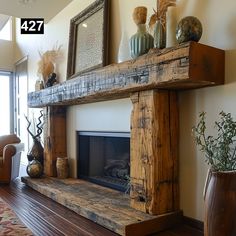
[56,157,69,179]
[204,170,236,236]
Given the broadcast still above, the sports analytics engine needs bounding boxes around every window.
[0,73,13,135]
[0,17,12,41]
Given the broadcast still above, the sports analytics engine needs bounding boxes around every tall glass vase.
[153,20,166,49]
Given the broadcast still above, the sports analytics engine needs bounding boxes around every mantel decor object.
[37,45,62,85]
[149,0,176,49]
[35,76,44,91]
[67,0,110,78]
[176,16,203,44]
[193,111,236,236]
[129,6,154,59]
[26,158,43,178]
[25,110,44,170]
[56,157,69,179]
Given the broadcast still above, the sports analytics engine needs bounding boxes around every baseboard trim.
[183,216,204,232]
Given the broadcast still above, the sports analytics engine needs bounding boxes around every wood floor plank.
[0,179,118,236]
[0,178,203,236]
[11,180,118,236]
[0,187,65,235]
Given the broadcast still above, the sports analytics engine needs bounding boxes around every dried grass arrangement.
[37,45,62,82]
[149,0,176,29]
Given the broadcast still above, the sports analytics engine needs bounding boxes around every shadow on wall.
[228,15,236,48]
[109,0,121,64]
[224,16,236,84]
[179,90,198,217]
[225,50,236,84]
[176,0,209,19]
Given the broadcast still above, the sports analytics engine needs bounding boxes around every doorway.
[0,72,13,135]
[14,57,28,165]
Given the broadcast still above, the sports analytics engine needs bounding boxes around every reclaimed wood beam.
[28,41,224,108]
[44,106,67,176]
[130,90,179,215]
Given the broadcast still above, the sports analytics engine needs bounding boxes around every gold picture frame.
[67,0,109,79]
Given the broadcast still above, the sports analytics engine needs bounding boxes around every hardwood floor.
[0,179,203,236]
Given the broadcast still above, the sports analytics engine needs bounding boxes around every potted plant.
[193,111,236,236]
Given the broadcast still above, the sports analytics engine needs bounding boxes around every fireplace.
[77,131,130,192]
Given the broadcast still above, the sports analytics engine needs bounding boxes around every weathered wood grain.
[21,177,182,236]
[28,42,224,108]
[130,90,179,215]
[44,106,67,176]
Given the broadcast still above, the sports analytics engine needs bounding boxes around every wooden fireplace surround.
[28,42,225,217]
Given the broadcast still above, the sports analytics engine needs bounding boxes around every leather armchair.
[0,134,24,184]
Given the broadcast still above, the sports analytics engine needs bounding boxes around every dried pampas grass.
[149,0,176,29]
[37,44,62,82]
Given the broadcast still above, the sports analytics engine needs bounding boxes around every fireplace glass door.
[77,132,130,192]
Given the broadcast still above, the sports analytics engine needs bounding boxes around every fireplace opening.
[77,131,130,192]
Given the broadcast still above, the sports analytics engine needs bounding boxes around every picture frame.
[67,0,109,79]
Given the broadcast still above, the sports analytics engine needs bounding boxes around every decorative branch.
[36,110,44,137]
[25,114,36,139]
[25,110,44,140]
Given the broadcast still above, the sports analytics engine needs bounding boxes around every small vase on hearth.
[56,157,69,179]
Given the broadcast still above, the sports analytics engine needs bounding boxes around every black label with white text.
[20,18,44,34]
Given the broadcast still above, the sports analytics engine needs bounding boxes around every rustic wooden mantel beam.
[28,41,224,108]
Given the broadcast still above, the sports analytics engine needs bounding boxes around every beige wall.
[14,0,236,221]
[0,39,14,71]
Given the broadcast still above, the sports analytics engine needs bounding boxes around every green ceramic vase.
[130,24,154,59]
[153,20,166,49]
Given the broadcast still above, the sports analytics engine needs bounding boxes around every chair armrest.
[3,143,24,164]
[0,134,21,156]
[12,143,24,153]
[1,143,24,183]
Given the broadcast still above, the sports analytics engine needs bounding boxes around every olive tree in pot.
[193,111,236,236]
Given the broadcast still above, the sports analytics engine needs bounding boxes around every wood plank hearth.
[21,176,182,236]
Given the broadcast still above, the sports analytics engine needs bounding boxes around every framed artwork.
[67,0,109,79]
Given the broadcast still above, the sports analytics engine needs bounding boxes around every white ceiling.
[0,0,73,23]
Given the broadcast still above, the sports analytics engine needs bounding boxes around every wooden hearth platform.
[21,177,182,236]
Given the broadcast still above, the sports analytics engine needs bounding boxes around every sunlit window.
[0,75,11,135]
[0,17,12,41]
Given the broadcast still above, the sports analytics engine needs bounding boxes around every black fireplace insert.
[77,131,130,192]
